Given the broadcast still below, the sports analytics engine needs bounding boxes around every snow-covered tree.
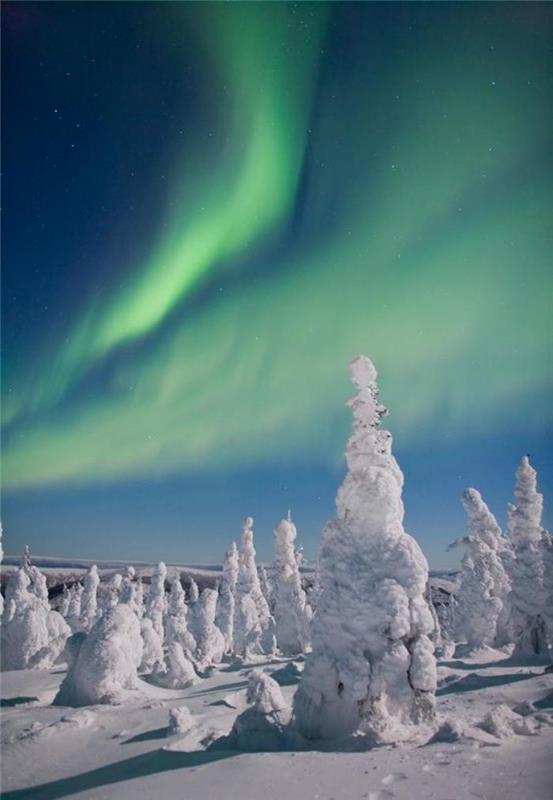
[451,489,511,650]
[66,583,84,631]
[507,457,548,655]
[139,617,165,674]
[1,568,50,670]
[164,641,198,688]
[235,517,276,656]
[228,670,288,751]
[80,565,100,632]
[195,588,225,668]
[258,565,273,608]
[188,577,199,604]
[1,560,69,670]
[55,605,143,706]
[186,577,201,642]
[146,562,167,640]
[294,356,436,743]
[165,577,197,660]
[59,584,71,617]
[101,572,122,613]
[215,542,239,653]
[120,566,142,617]
[273,514,311,655]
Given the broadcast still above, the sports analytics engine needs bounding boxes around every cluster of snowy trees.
[452,455,551,657]
[0,512,312,708]
[0,355,550,746]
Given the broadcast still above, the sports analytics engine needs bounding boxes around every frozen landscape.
[1,357,552,799]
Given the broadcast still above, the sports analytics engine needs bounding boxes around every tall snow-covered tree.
[146,562,167,640]
[236,517,276,655]
[258,565,273,608]
[165,576,197,660]
[294,356,436,743]
[101,572,123,613]
[67,583,84,631]
[452,489,511,650]
[273,514,311,655]
[80,565,100,632]
[507,456,548,654]
[195,588,225,668]
[216,542,239,653]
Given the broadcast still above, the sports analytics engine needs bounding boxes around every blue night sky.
[2,2,552,568]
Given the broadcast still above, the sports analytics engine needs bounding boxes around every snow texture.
[79,565,100,633]
[146,562,167,640]
[294,355,437,743]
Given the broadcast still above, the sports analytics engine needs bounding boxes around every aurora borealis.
[2,2,552,565]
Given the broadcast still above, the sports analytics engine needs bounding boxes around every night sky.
[2,2,552,567]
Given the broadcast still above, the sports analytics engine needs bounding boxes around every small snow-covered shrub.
[227,670,289,751]
[54,604,143,706]
[164,642,198,689]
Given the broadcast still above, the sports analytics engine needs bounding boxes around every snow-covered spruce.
[451,489,511,650]
[273,513,311,655]
[101,572,123,613]
[80,565,100,633]
[146,561,167,640]
[120,566,143,618]
[235,517,276,657]
[1,568,50,670]
[55,604,143,706]
[258,564,273,608]
[1,562,69,670]
[164,641,198,688]
[195,588,225,668]
[185,577,201,642]
[507,457,548,655]
[59,584,71,617]
[294,356,437,743]
[165,577,197,662]
[139,617,165,674]
[215,542,239,654]
[66,583,84,631]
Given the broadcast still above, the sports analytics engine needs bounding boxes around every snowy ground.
[1,649,552,800]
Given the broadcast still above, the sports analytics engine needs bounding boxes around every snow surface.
[1,648,552,799]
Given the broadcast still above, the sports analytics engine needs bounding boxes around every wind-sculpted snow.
[54,604,143,706]
[294,356,437,743]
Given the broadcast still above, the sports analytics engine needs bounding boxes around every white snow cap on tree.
[195,588,225,668]
[146,562,167,640]
[273,514,311,655]
[55,604,143,706]
[452,489,509,649]
[236,517,276,656]
[216,542,239,653]
[80,565,100,632]
[507,456,548,655]
[294,356,436,743]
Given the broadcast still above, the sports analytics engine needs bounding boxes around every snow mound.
[168,705,194,735]
[427,718,467,743]
[246,669,287,713]
[477,703,540,739]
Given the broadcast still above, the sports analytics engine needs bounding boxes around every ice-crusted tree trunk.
[216,542,239,653]
[146,562,167,640]
[80,565,100,632]
[236,517,276,656]
[273,514,311,655]
[452,489,511,650]
[507,457,548,655]
[294,356,436,743]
